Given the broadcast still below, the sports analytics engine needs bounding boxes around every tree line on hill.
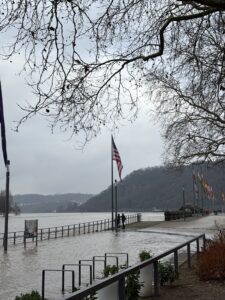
[78,164,225,212]
[2,163,225,214]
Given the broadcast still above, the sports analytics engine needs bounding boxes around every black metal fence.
[53,233,205,300]
[0,214,140,247]
[42,252,130,299]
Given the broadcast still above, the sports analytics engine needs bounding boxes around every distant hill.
[14,193,93,213]
[78,164,225,212]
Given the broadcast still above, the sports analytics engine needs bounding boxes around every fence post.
[93,221,95,233]
[203,234,206,250]
[40,229,43,241]
[79,223,81,235]
[68,225,70,237]
[14,232,16,245]
[62,226,64,238]
[62,265,65,292]
[72,270,75,291]
[55,227,57,239]
[187,243,191,268]
[196,238,200,253]
[119,277,125,300]
[97,221,99,232]
[101,220,102,231]
[73,224,75,236]
[79,261,81,286]
[153,260,159,296]
[42,270,45,300]
[174,250,179,278]
[84,223,86,234]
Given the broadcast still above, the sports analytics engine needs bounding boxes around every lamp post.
[115,180,118,232]
[3,161,10,252]
[182,185,186,221]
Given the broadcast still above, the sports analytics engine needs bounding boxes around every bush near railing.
[15,290,41,300]
[197,225,225,281]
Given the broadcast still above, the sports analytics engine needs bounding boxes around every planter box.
[139,264,153,297]
[98,281,119,300]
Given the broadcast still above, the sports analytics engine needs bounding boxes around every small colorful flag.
[221,192,225,203]
[112,137,123,180]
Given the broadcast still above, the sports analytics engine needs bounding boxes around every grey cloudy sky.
[0,58,163,196]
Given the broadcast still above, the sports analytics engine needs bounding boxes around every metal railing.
[42,252,129,299]
[55,233,205,300]
[0,214,140,247]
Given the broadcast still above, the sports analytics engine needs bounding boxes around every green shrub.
[139,250,152,262]
[103,265,119,277]
[158,262,176,286]
[125,271,143,300]
[82,293,97,300]
[15,290,41,300]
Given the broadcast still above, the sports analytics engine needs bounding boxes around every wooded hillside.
[79,165,225,212]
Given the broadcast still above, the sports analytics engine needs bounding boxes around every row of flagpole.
[192,165,225,213]
[111,141,225,220]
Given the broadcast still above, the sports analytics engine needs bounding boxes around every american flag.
[112,137,123,180]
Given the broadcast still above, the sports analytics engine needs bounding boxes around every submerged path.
[132,215,225,300]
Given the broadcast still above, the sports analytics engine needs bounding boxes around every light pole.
[3,161,10,252]
[115,180,118,232]
[182,185,186,221]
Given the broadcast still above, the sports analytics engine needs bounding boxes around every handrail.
[58,233,205,300]
[0,213,140,246]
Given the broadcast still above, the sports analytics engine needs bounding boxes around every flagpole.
[3,161,10,252]
[111,135,114,230]
[192,165,195,214]
[200,166,204,215]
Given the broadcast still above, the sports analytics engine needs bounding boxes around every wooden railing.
[0,214,140,247]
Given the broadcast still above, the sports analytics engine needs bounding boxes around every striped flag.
[0,82,8,166]
[221,192,225,203]
[112,137,123,180]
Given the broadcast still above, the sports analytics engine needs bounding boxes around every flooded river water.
[0,212,205,300]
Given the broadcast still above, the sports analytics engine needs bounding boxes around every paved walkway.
[127,214,225,235]
[149,255,225,300]
[131,215,225,300]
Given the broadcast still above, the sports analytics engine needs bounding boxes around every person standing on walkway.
[122,213,126,229]
[117,214,121,228]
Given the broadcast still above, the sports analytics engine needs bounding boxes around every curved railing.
[53,233,205,300]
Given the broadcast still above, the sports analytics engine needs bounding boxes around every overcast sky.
[0,58,164,196]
